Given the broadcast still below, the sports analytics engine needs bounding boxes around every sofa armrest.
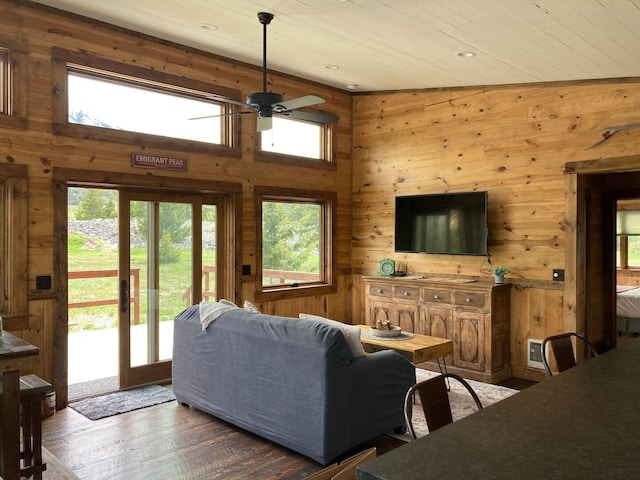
[328,350,415,443]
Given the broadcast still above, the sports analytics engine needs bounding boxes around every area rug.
[391,368,518,441]
[68,385,175,420]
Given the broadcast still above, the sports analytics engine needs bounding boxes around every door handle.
[120,280,128,313]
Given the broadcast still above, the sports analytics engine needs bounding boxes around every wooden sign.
[130,153,187,171]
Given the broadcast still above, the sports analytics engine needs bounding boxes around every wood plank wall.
[351,81,640,380]
[6,0,640,385]
[0,1,352,384]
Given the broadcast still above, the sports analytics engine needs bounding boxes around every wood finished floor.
[41,376,535,479]
[41,399,406,480]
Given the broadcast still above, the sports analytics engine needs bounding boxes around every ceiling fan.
[191,12,339,132]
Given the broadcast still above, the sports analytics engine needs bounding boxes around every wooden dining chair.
[404,373,483,439]
[541,332,598,376]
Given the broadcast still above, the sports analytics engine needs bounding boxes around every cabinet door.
[419,306,453,362]
[367,300,394,326]
[419,307,452,338]
[453,311,485,371]
[394,302,417,332]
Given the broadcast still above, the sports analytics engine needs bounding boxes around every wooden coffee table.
[359,325,453,365]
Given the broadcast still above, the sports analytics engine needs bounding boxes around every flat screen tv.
[395,191,488,256]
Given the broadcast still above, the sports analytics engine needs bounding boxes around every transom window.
[0,40,26,129]
[256,115,336,169]
[51,47,242,156]
[255,186,337,300]
[68,70,223,144]
[260,117,323,159]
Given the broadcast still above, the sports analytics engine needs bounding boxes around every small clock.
[379,258,396,276]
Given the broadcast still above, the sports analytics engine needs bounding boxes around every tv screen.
[395,191,488,256]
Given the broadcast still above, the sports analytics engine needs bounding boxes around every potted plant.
[489,266,509,284]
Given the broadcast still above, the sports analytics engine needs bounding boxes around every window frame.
[0,36,28,130]
[255,116,337,171]
[254,186,337,301]
[51,47,243,157]
[1,164,28,330]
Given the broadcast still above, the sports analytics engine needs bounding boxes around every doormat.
[69,385,175,420]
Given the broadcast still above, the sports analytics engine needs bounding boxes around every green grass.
[68,232,215,332]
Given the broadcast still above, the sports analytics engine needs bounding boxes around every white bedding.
[617,287,640,318]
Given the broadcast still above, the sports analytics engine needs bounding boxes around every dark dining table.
[358,337,640,479]
[0,331,39,480]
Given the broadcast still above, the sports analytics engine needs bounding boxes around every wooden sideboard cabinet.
[363,276,511,383]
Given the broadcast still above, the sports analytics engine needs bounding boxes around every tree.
[262,201,320,273]
[131,201,191,264]
[75,189,116,219]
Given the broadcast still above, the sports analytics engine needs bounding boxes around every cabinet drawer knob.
[434,294,441,300]
[465,298,472,303]
[403,291,410,296]
[377,289,384,294]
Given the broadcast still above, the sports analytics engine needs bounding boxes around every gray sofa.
[172,305,415,465]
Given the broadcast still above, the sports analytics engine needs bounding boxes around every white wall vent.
[527,339,545,369]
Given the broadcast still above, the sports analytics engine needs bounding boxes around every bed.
[617,286,640,334]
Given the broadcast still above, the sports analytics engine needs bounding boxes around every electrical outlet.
[527,339,544,369]
[552,269,564,281]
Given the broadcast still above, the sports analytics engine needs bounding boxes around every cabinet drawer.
[422,288,452,304]
[368,283,392,298]
[394,286,419,300]
[455,291,485,308]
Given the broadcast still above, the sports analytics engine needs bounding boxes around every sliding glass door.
[118,191,217,388]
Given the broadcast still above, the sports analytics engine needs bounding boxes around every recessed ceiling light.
[456,51,476,58]
[325,65,340,70]
[346,83,359,90]
[200,23,219,31]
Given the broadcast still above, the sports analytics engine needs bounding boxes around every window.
[255,186,337,300]
[52,47,242,156]
[0,164,28,329]
[256,116,336,169]
[617,206,640,268]
[0,38,27,129]
[261,117,323,159]
[0,47,9,115]
[68,71,223,144]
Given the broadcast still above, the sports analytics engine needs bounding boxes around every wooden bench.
[20,374,52,480]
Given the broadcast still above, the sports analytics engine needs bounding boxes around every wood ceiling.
[30,0,640,92]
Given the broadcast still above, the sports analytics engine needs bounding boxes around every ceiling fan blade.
[205,95,254,109]
[274,95,325,111]
[597,121,640,131]
[257,116,273,132]
[189,111,254,121]
[284,110,340,124]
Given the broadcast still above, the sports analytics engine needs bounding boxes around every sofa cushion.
[299,313,367,358]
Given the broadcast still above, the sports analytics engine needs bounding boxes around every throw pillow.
[299,313,367,357]
[243,300,261,313]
